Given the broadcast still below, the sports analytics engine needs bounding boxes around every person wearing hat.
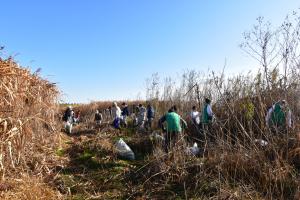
[266,100,292,132]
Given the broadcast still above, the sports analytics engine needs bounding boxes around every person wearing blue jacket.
[121,102,130,127]
[146,104,155,131]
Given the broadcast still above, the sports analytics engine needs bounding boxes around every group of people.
[94,102,155,130]
[62,98,293,151]
[157,98,293,151]
[189,98,214,129]
[159,98,214,151]
[188,98,292,133]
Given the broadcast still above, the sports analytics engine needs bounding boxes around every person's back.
[112,105,121,119]
[146,105,155,130]
[121,103,129,127]
[116,106,121,117]
[138,106,146,120]
[122,105,129,116]
[95,110,102,126]
[165,112,182,133]
[108,107,112,119]
[95,112,102,121]
[112,102,121,129]
[269,102,287,127]
[270,102,285,127]
[202,100,213,124]
[147,106,155,119]
[159,106,187,152]
[190,109,200,125]
[63,108,71,122]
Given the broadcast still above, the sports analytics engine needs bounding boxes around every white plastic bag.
[115,138,135,160]
[186,143,200,156]
[254,139,268,147]
[150,132,165,142]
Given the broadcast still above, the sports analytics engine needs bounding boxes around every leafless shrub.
[131,11,300,199]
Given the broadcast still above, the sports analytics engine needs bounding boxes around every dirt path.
[53,124,151,200]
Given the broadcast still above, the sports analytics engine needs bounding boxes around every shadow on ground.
[53,124,155,199]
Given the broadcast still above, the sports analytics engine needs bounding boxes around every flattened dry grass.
[0,176,62,200]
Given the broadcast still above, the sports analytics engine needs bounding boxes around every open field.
[2,10,300,200]
[2,56,300,199]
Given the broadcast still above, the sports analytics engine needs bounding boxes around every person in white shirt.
[190,106,201,126]
[112,102,121,129]
[137,104,147,128]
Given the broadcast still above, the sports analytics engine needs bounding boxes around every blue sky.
[1,1,299,103]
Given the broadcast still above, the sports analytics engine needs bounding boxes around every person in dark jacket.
[146,104,155,131]
[63,106,73,122]
[95,110,103,125]
[63,106,74,134]
[121,102,130,127]
[108,106,112,120]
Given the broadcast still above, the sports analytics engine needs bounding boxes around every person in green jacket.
[201,98,214,141]
[159,105,187,152]
[202,98,213,124]
[266,100,292,132]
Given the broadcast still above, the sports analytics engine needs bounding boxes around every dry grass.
[1,10,300,200]
[125,14,300,199]
[0,176,62,200]
[0,57,60,198]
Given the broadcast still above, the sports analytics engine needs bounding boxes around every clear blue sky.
[1,1,299,103]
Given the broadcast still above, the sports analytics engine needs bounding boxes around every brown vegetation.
[0,57,60,198]
[2,10,300,200]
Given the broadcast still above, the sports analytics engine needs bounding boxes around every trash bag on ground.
[115,138,135,160]
[150,132,165,142]
[254,139,268,147]
[186,143,200,156]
